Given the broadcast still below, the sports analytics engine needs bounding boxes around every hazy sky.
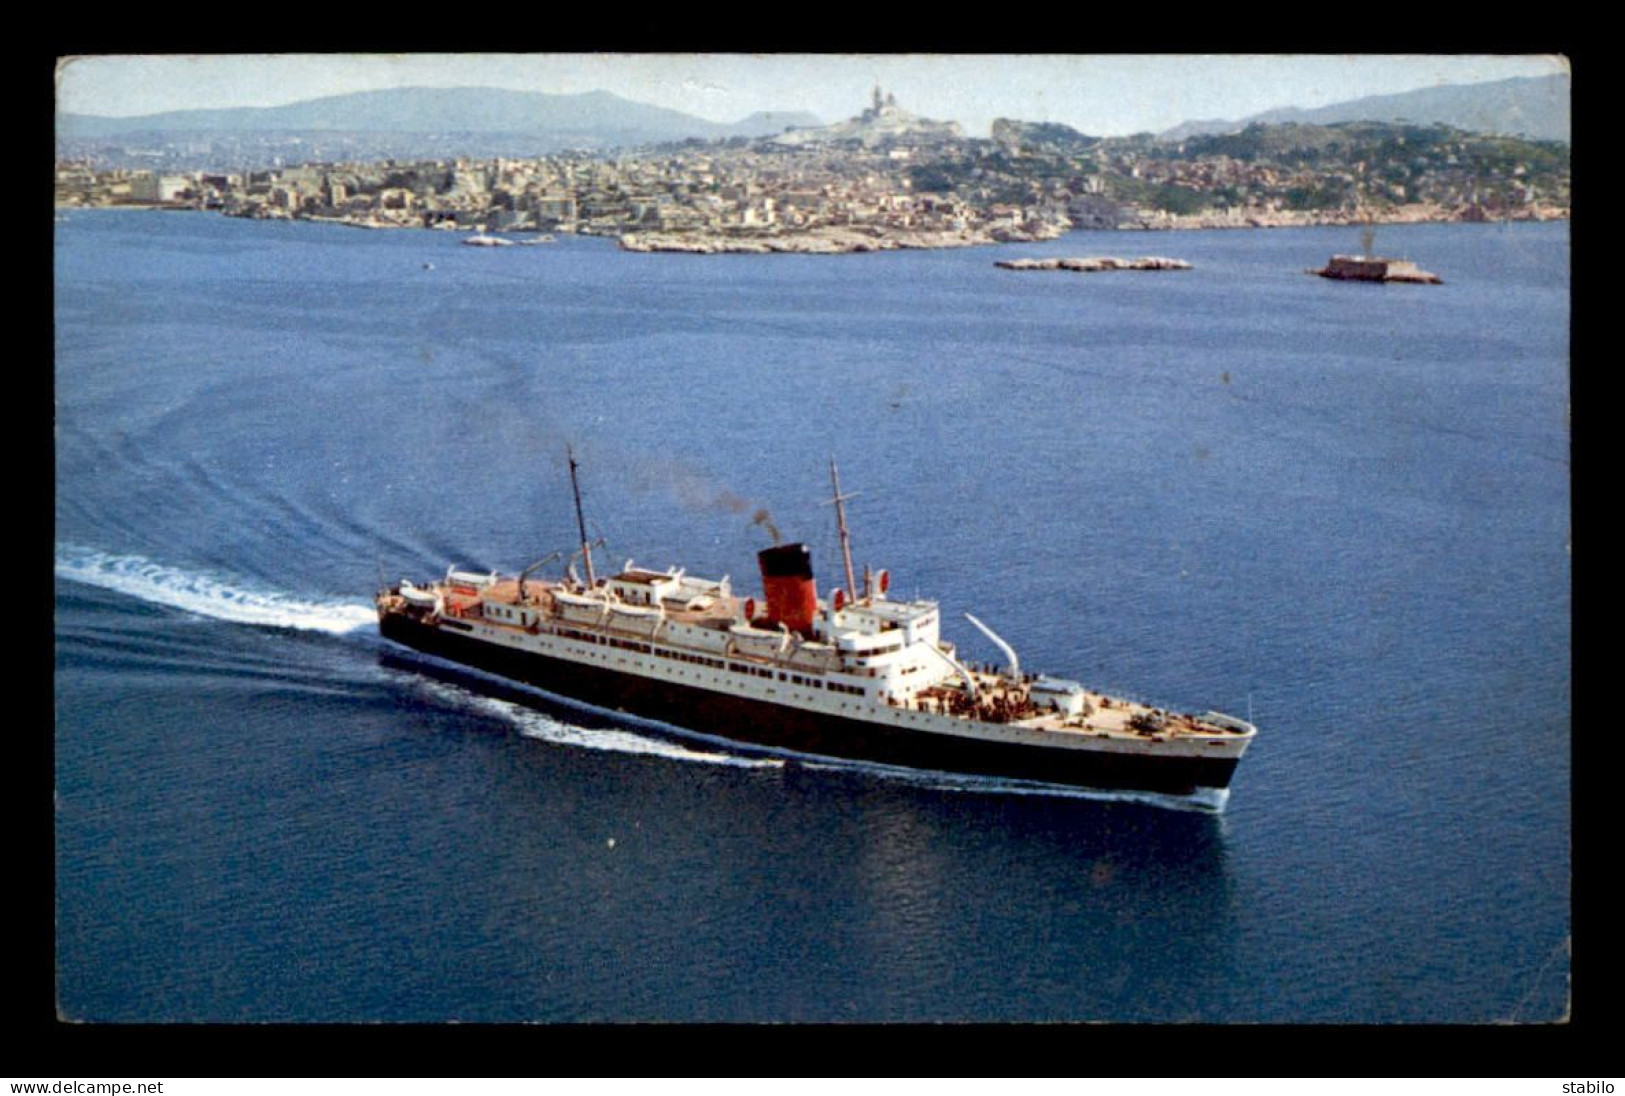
[56,53,1567,137]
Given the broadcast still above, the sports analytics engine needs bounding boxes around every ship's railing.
[1196,712,1257,735]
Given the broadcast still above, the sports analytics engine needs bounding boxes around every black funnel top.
[757,543,813,580]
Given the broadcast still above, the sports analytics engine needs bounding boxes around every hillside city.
[54,89,1571,253]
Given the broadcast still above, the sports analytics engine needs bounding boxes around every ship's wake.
[409,676,786,772]
[55,543,786,774]
[54,545,377,636]
[797,758,1231,812]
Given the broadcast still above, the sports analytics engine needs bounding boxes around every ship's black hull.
[379,612,1241,796]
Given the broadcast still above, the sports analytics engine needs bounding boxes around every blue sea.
[53,210,1570,1025]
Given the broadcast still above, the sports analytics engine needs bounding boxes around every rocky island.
[1312,255,1442,284]
[995,257,1192,273]
[622,224,1063,255]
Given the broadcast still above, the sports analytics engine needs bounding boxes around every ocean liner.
[375,456,1257,798]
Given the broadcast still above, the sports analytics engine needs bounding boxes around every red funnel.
[757,544,817,634]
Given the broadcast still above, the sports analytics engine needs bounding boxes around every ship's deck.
[912,671,1241,741]
[482,577,741,627]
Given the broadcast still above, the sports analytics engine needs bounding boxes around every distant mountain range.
[1159,74,1569,143]
[58,85,823,156]
[56,73,1570,172]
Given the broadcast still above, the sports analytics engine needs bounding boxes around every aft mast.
[568,445,597,588]
[827,458,861,604]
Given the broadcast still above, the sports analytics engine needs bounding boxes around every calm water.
[54,210,1570,1023]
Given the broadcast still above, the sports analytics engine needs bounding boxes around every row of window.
[656,648,726,670]
[541,624,870,696]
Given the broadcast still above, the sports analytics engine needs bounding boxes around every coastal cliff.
[1120,202,1568,232]
[619,222,1065,254]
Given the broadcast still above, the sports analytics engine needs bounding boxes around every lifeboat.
[608,600,665,636]
[553,589,610,625]
[783,640,840,674]
[399,581,439,609]
[728,622,790,658]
